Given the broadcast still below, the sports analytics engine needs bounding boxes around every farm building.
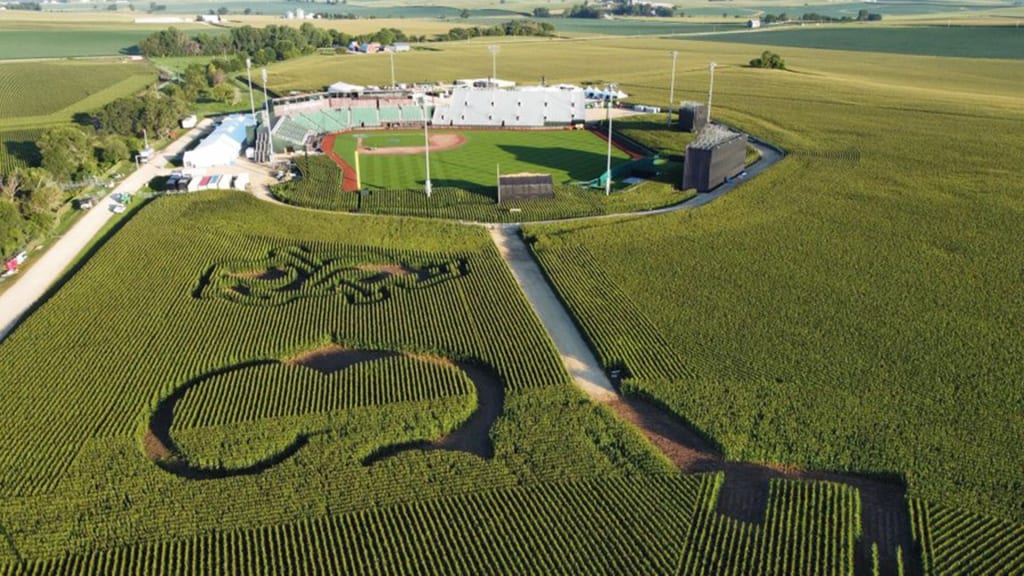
[432,86,585,128]
[498,173,554,202]
[682,126,747,193]
[678,101,707,133]
[747,18,761,28]
[182,115,255,169]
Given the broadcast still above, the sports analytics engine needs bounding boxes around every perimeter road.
[0,119,213,340]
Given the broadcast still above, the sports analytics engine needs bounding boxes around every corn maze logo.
[194,245,469,306]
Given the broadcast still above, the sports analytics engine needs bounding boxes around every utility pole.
[707,62,716,125]
[667,50,678,126]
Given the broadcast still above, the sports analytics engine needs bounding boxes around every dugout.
[678,102,707,134]
[498,173,554,202]
[682,127,746,193]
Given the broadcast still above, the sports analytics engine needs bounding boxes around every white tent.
[182,115,255,169]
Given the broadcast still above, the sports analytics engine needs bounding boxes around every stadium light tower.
[488,44,500,84]
[667,50,678,126]
[706,62,716,125]
[245,58,257,123]
[388,50,396,88]
[261,68,271,125]
[417,94,432,198]
[604,83,617,196]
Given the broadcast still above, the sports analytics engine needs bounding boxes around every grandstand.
[432,86,585,128]
[267,83,586,153]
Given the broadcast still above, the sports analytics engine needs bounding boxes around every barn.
[182,115,255,169]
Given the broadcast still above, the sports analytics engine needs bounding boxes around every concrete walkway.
[0,119,213,340]
[488,225,618,402]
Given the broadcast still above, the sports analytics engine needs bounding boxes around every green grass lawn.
[334,129,632,190]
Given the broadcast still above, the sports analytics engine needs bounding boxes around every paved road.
[0,119,213,340]
[489,226,618,402]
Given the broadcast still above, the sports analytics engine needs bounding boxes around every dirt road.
[0,119,213,340]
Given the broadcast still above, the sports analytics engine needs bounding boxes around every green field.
[1,12,1023,574]
[693,26,1024,59]
[0,129,41,175]
[0,30,155,60]
[334,129,631,190]
[523,36,1024,524]
[0,59,155,129]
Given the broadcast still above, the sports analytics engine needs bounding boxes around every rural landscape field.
[0,1,1022,574]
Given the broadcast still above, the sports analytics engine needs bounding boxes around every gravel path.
[489,225,618,402]
[0,119,213,340]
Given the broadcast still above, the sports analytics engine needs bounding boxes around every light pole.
[604,84,616,196]
[261,68,271,125]
[707,62,716,125]
[388,50,396,88]
[245,58,257,123]
[667,50,678,126]
[419,95,432,198]
[488,44,499,84]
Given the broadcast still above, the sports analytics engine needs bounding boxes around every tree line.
[137,21,555,62]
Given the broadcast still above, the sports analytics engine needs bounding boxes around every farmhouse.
[748,18,761,28]
[182,114,255,169]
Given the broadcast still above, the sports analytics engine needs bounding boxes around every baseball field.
[329,128,633,191]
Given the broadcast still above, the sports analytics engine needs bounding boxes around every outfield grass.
[692,25,1024,59]
[333,129,632,190]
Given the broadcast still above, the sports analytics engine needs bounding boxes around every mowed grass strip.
[335,129,631,190]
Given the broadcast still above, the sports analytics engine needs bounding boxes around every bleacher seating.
[350,108,380,128]
[323,109,350,131]
[271,117,312,152]
[400,106,424,122]
[378,106,402,123]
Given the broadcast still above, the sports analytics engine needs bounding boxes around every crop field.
[0,60,155,129]
[0,191,687,567]
[692,26,1024,59]
[332,129,631,190]
[0,30,156,60]
[0,130,41,174]
[272,154,690,222]
[525,35,1024,530]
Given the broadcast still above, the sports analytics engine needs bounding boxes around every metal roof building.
[182,115,255,169]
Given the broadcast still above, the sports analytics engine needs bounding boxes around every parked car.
[111,204,126,214]
[75,197,95,210]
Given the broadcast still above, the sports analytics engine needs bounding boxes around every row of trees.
[563,1,676,19]
[443,20,555,41]
[761,9,882,23]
